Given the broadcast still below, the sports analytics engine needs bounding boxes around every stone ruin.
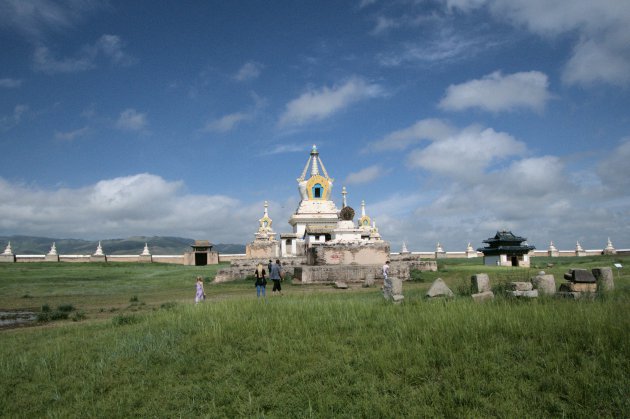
[383,276,404,304]
[294,204,407,285]
[557,267,615,299]
[471,273,494,302]
[425,278,454,298]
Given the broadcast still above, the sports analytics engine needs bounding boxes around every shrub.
[41,304,51,312]
[112,314,140,326]
[57,304,75,312]
[71,311,87,322]
[50,311,69,321]
[410,269,427,282]
[129,295,139,303]
[160,301,177,310]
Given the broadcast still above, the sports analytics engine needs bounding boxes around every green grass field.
[1,257,629,417]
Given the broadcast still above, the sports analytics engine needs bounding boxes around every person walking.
[254,263,267,301]
[195,276,205,304]
[269,259,283,295]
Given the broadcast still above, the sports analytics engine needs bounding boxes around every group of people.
[254,259,283,300]
[194,259,284,303]
[196,259,388,303]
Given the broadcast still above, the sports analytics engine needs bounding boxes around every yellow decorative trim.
[359,215,371,228]
[259,215,272,231]
[306,175,329,200]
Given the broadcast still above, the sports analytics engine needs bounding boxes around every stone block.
[471,291,494,302]
[426,278,454,298]
[564,269,596,283]
[568,282,597,293]
[556,291,596,300]
[531,274,556,295]
[391,277,403,295]
[44,254,60,262]
[508,290,539,298]
[508,282,533,291]
[555,291,582,300]
[363,273,375,288]
[392,295,405,304]
[592,267,614,292]
[334,281,348,289]
[471,274,491,293]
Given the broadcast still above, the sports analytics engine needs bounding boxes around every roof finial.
[341,186,347,208]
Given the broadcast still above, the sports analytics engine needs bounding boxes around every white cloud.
[265,143,308,155]
[234,61,263,81]
[278,77,384,127]
[377,26,499,67]
[0,174,266,243]
[345,165,385,185]
[563,38,630,86]
[0,78,22,88]
[54,126,89,141]
[115,109,147,131]
[371,117,630,250]
[203,112,251,133]
[406,125,526,178]
[0,104,29,131]
[33,34,135,74]
[444,0,630,86]
[0,0,104,40]
[370,118,455,151]
[597,137,630,191]
[201,93,265,133]
[33,45,93,73]
[439,71,551,112]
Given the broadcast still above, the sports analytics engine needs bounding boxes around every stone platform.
[294,262,409,284]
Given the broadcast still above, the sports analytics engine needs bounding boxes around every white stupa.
[369,219,381,241]
[94,241,105,256]
[465,242,477,258]
[401,241,409,254]
[141,243,151,256]
[548,241,559,257]
[603,237,616,255]
[282,145,340,256]
[255,201,276,241]
[48,242,58,256]
[575,240,586,256]
[2,242,14,255]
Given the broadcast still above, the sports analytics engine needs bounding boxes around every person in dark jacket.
[269,259,283,295]
[254,263,267,300]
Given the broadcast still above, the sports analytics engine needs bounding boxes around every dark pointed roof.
[477,230,535,255]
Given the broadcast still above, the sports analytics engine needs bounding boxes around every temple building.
[477,230,535,267]
[279,145,380,257]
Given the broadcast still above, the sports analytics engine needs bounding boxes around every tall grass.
[1,290,628,417]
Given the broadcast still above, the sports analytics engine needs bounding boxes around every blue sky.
[1,0,629,252]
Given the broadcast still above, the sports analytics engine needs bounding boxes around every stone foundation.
[389,253,438,271]
[294,263,409,284]
[214,257,306,283]
[307,241,390,266]
[0,254,16,263]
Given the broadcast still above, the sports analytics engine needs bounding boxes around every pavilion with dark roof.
[477,230,536,267]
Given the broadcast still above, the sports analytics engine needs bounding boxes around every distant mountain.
[0,235,246,255]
